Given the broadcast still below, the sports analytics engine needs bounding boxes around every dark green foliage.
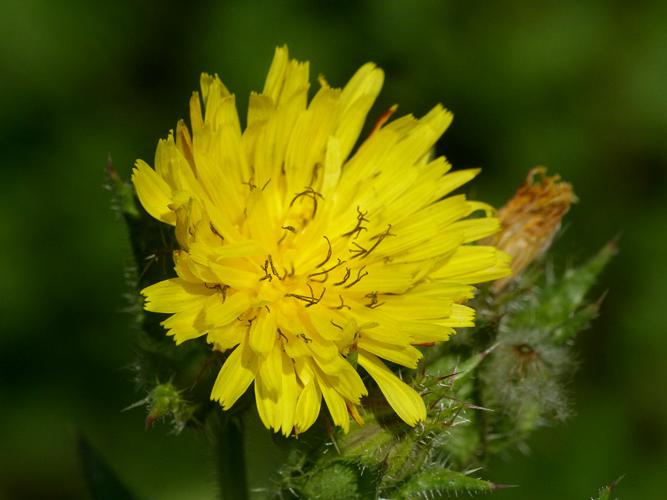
[78,434,140,500]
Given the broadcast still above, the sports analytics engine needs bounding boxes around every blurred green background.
[1,0,665,498]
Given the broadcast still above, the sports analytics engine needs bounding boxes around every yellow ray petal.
[203,292,251,329]
[131,160,175,225]
[295,381,322,433]
[211,340,258,409]
[433,246,511,284]
[357,338,422,369]
[141,278,214,313]
[248,309,277,354]
[255,373,280,432]
[279,350,299,436]
[257,344,283,398]
[207,320,245,351]
[358,351,426,426]
[316,373,350,433]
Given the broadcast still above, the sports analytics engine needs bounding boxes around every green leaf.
[548,242,615,343]
[504,241,615,345]
[77,434,140,500]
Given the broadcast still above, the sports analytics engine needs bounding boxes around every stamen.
[350,224,395,259]
[290,187,323,218]
[242,178,257,190]
[335,294,351,310]
[332,267,351,286]
[204,283,229,302]
[285,283,326,307]
[342,206,369,239]
[349,241,368,259]
[297,333,312,344]
[344,265,369,288]
[278,225,296,245]
[209,223,224,241]
[309,258,346,283]
[268,254,284,279]
[308,162,322,187]
[259,259,272,282]
[315,236,333,268]
[365,291,384,309]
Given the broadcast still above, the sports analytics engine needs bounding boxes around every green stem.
[216,415,248,500]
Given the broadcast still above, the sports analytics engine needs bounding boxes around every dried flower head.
[132,46,510,435]
[489,167,575,290]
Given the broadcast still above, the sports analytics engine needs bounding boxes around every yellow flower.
[133,46,510,436]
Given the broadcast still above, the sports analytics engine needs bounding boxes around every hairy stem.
[216,415,248,500]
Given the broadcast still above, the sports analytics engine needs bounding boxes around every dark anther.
[285,283,326,307]
[278,225,297,245]
[308,162,322,187]
[366,224,395,257]
[242,178,257,190]
[333,267,351,286]
[349,241,368,259]
[297,333,312,344]
[351,224,395,260]
[365,291,384,309]
[342,206,369,239]
[344,265,369,288]
[259,259,272,282]
[290,187,324,218]
[315,236,333,268]
[310,258,346,283]
[330,320,343,330]
[204,283,229,302]
[268,255,283,279]
[210,223,224,241]
[335,294,351,310]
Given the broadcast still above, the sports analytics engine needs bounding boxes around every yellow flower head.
[133,46,510,436]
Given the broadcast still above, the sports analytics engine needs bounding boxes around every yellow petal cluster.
[133,46,510,435]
